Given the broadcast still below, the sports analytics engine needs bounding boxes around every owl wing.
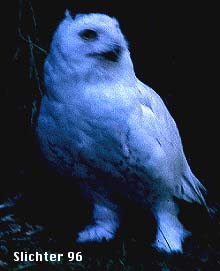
[126,79,207,207]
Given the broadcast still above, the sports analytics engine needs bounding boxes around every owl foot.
[76,204,119,243]
[153,209,190,253]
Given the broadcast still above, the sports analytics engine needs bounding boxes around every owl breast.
[36,92,135,178]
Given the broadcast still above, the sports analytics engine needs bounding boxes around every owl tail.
[180,170,208,211]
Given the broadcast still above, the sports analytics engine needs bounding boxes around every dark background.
[2,1,218,199]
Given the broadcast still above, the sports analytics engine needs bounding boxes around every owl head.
[45,11,135,83]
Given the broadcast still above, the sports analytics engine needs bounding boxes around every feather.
[37,12,208,253]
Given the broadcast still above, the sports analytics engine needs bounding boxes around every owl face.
[52,11,128,67]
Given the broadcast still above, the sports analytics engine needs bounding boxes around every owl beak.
[100,45,122,62]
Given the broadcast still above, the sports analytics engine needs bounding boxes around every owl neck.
[44,50,136,101]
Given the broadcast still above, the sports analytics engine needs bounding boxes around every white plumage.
[36,11,207,253]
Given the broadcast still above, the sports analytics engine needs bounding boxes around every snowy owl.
[36,11,208,253]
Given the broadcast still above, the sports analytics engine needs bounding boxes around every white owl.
[36,11,208,253]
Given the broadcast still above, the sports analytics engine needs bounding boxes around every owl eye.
[79,29,98,41]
